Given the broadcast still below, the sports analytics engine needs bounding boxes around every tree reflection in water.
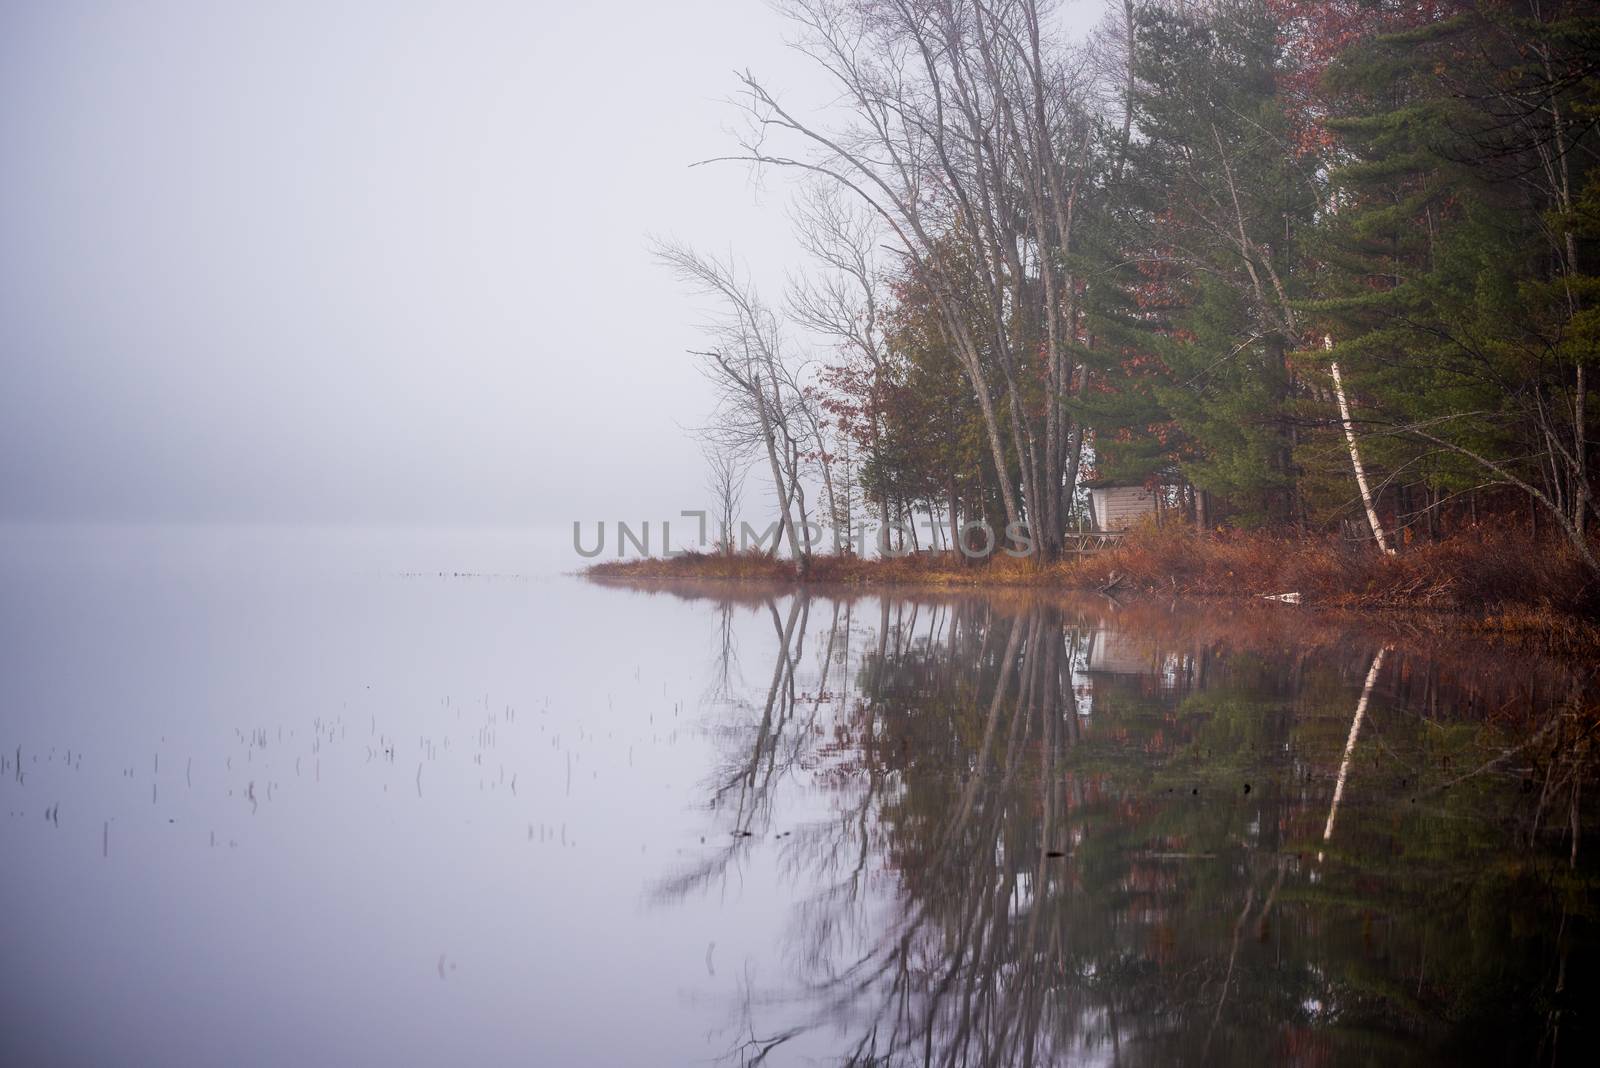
[643,588,1599,1066]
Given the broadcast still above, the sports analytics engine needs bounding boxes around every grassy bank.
[585,526,1600,648]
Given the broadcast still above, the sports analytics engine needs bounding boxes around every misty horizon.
[2,2,1110,526]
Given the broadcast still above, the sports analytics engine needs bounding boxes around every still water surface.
[1,527,1595,1065]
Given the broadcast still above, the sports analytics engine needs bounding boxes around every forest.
[645,0,1599,600]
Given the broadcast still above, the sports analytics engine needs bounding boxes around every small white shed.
[1087,481,1158,531]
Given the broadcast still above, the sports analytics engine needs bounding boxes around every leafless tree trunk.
[653,240,813,574]
[704,440,749,554]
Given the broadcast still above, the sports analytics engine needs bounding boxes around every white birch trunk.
[1328,339,1394,555]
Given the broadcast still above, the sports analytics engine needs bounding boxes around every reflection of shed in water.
[1081,629,1189,701]
[1070,629,1187,717]
[1085,629,1160,676]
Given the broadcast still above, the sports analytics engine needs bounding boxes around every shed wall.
[1090,486,1158,531]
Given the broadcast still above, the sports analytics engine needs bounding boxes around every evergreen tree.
[1314,2,1599,567]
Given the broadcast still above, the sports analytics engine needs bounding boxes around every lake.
[1,526,1595,1065]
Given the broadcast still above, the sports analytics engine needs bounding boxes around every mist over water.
[1,527,1594,1065]
[2,0,1593,1061]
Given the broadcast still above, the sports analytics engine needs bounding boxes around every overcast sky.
[0,0,1102,528]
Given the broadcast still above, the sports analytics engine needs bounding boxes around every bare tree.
[704,440,749,555]
[788,182,891,543]
[706,0,1102,558]
[653,239,834,573]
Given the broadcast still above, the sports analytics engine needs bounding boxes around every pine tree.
[1314,2,1599,568]
[1105,0,1322,526]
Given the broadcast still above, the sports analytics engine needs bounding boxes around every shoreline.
[584,527,1600,654]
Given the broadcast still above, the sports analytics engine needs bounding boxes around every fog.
[0,0,1098,529]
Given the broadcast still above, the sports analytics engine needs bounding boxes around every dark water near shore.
[2,527,1596,1066]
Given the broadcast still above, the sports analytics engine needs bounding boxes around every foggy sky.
[0,0,1100,528]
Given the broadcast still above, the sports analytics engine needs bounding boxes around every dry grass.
[584,525,1600,648]
[584,546,1047,587]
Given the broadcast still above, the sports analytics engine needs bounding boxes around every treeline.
[661,0,1598,575]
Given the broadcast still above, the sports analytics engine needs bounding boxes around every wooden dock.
[1062,531,1127,554]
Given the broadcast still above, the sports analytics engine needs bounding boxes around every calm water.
[1,527,1596,1066]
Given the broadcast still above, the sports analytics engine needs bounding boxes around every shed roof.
[1083,477,1154,489]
